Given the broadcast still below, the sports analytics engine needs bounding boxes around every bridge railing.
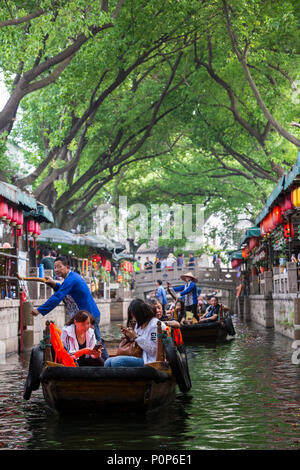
[133,266,238,286]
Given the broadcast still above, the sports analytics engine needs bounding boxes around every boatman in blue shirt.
[31,255,109,359]
[167,271,199,322]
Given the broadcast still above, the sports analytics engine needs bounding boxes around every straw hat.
[180,271,198,283]
[168,253,175,258]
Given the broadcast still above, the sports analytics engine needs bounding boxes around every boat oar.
[16,273,47,283]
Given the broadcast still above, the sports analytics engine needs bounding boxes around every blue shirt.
[37,271,101,319]
[155,285,167,305]
[173,281,198,305]
[204,305,220,319]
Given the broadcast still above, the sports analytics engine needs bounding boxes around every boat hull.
[180,322,227,343]
[40,364,176,413]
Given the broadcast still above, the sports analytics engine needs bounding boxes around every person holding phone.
[61,310,104,366]
[105,299,167,368]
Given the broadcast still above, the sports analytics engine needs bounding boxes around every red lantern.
[231,259,242,269]
[33,221,41,238]
[27,219,35,236]
[17,210,24,229]
[6,205,13,224]
[12,208,18,226]
[0,197,8,220]
[105,260,111,272]
[263,212,275,234]
[249,237,259,252]
[272,205,283,226]
[242,246,249,259]
[284,222,294,239]
[281,192,293,214]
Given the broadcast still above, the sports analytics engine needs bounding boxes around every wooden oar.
[16,273,47,283]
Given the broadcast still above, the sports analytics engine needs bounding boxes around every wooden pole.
[44,320,53,363]
[156,320,164,362]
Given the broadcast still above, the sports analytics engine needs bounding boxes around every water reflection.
[0,319,299,450]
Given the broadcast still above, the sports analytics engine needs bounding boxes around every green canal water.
[0,318,299,450]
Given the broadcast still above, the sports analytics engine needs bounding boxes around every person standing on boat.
[167,272,199,322]
[154,280,167,317]
[31,255,109,359]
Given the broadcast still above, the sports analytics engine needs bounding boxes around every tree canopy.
[0,0,299,242]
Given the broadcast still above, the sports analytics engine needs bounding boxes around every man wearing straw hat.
[167,272,199,322]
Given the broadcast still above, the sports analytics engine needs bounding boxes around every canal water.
[0,317,299,450]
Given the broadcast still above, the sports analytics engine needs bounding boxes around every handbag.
[116,336,143,358]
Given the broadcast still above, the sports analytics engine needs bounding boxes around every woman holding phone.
[61,310,104,366]
[104,299,167,368]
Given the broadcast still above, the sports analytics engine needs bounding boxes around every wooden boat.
[24,321,191,414]
[180,320,228,342]
[180,314,236,343]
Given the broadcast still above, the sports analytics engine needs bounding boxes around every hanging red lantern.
[231,258,242,269]
[283,222,294,239]
[0,197,8,220]
[264,212,275,233]
[12,208,18,226]
[27,219,35,236]
[249,237,259,252]
[105,260,111,272]
[272,205,283,226]
[17,210,24,229]
[242,246,249,259]
[33,221,41,238]
[6,205,13,224]
[281,192,293,214]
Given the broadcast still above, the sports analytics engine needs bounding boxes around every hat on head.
[180,271,198,282]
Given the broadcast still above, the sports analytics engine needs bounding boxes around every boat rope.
[39,334,51,350]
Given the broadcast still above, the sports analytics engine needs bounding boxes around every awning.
[0,181,37,211]
[255,150,300,226]
[240,227,261,246]
[38,228,82,245]
[227,250,243,261]
[283,150,300,190]
[24,202,54,223]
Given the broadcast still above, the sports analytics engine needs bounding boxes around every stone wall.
[0,298,113,356]
[272,294,295,340]
[0,300,19,355]
[110,299,132,322]
[248,295,274,329]
[246,293,295,339]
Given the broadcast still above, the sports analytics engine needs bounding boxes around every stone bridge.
[133,266,240,310]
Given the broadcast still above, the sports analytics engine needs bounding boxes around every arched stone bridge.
[133,267,240,309]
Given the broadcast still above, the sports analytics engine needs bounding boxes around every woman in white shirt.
[61,310,104,366]
[104,299,166,367]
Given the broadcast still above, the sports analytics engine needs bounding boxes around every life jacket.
[49,323,77,367]
[172,328,184,347]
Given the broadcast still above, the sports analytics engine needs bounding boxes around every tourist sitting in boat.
[166,298,185,323]
[199,296,220,323]
[61,310,105,367]
[148,298,181,329]
[104,299,167,368]
[197,295,209,315]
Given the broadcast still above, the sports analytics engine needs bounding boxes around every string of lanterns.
[0,196,41,248]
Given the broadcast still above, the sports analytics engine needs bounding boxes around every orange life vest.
[172,328,184,347]
[49,323,77,367]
